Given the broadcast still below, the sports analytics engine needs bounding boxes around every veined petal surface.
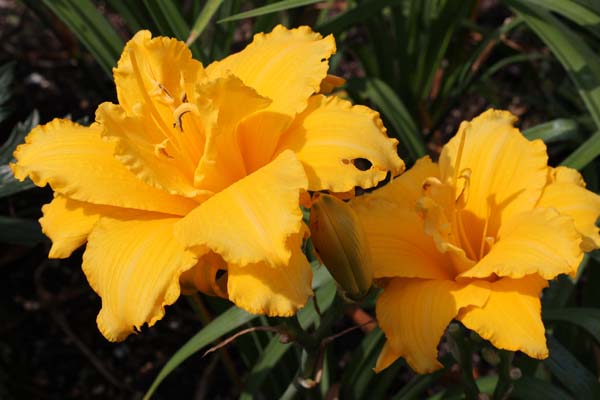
[376,278,490,373]
[227,232,313,316]
[113,30,205,115]
[458,275,549,359]
[440,110,548,250]
[277,95,404,192]
[40,195,124,258]
[10,119,196,215]
[537,167,600,252]
[83,216,197,341]
[98,102,203,197]
[193,76,272,193]
[460,208,582,280]
[206,25,335,115]
[176,150,308,268]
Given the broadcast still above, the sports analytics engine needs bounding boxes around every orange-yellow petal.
[82,215,197,341]
[352,199,451,280]
[227,232,312,316]
[277,95,404,192]
[458,275,549,359]
[439,110,548,250]
[460,208,582,280]
[113,30,206,115]
[175,150,308,268]
[10,119,196,215]
[374,341,403,372]
[537,166,600,252]
[193,76,272,193]
[98,102,203,198]
[40,194,128,259]
[376,278,490,373]
[206,25,335,115]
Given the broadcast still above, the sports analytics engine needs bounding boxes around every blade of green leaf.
[144,306,256,399]
[507,0,600,131]
[105,0,145,32]
[218,0,323,23]
[340,328,384,399]
[544,308,600,344]
[347,77,425,162]
[516,0,600,39]
[544,336,600,399]
[239,337,291,399]
[561,131,600,170]
[391,369,445,399]
[38,0,123,76]
[511,376,572,400]
[316,0,401,35]
[523,118,582,143]
[0,216,44,245]
[143,0,189,40]
[0,111,40,198]
[0,62,15,124]
[186,0,225,46]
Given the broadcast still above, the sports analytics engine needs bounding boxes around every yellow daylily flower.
[351,109,600,373]
[11,26,404,342]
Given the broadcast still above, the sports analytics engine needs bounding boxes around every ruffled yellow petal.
[458,275,549,359]
[237,111,293,175]
[439,110,548,251]
[376,278,490,373]
[460,208,582,280]
[98,102,203,198]
[227,232,312,316]
[193,76,272,193]
[350,157,455,279]
[40,195,126,259]
[363,157,439,207]
[176,150,308,268]
[10,119,196,215]
[113,30,206,115]
[206,25,336,115]
[374,341,403,372]
[83,215,197,341]
[277,95,404,192]
[537,167,600,252]
[180,252,228,298]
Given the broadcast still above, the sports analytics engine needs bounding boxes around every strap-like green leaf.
[186,0,225,46]
[511,376,572,400]
[544,307,600,344]
[523,118,582,143]
[0,111,39,198]
[509,0,600,127]
[218,0,323,23]
[144,306,256,399]
[544,336,600,399]
[0,216,44,245]
[38,0,123,76]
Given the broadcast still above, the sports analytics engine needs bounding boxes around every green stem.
[493,351,515,400]
[186,294,241,389]
[447,324,479,400]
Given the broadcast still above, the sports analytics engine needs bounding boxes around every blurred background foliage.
[2,0,600,398]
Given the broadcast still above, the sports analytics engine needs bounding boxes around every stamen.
[154,139,173,159]
[173,103,199,132]
[453,123,468,184]
[478,196,494,258]
[128,49,176,141]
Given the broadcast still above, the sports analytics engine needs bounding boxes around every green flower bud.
[309,194,373,301]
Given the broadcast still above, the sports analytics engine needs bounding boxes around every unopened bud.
[310,194,373,301]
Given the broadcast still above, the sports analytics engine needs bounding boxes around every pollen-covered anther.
[455,168,471,208]
[173,102,199,131]
[153,139,173,159]
[149,81,175,105]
